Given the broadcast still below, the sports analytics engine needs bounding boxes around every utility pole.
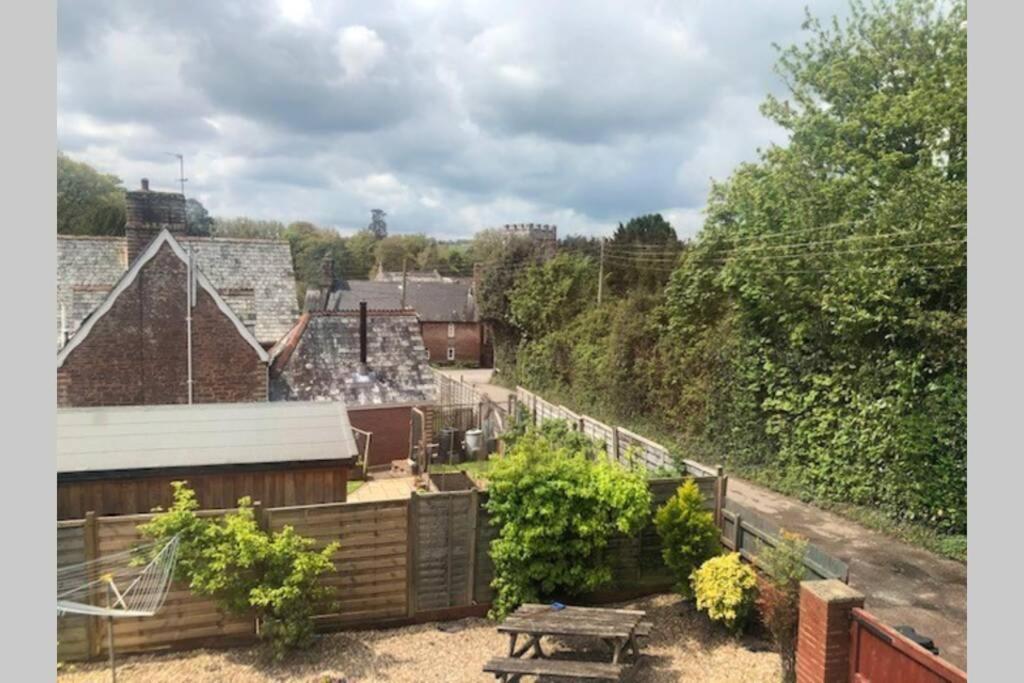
[597,238,605,305]
[167,153,187,195]
[400,256,408,309]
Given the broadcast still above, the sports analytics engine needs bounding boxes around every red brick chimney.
[125,178,187,263]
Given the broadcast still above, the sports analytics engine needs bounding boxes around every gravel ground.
[58,594,779,682]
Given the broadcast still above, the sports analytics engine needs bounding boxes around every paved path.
[347,476,416,502]
[727,477,967,670]
[435,367,515,405]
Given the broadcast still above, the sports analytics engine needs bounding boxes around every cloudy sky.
[58,0,849,240]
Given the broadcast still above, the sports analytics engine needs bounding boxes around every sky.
[57,0,850,240]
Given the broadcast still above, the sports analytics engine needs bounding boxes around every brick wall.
[125,184,187,263]
[58,242,267,407]
[420,321,482,366]
[796,580,865,683]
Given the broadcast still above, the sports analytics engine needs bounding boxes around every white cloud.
[277,0,313,25]
[335,26,387,81]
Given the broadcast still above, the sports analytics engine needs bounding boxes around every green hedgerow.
[654,479,720,597]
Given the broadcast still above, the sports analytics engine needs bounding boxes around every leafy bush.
[691,553,758,634]
[138,482,338,660]
[654,480,720,596]
[757,531,808,683]
[486,426,652,618]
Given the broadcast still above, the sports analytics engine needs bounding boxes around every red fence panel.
[850,608,966,683]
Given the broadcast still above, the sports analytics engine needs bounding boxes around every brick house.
[270,305,438,469]
[56,180,299,407]
[308,269,492,367]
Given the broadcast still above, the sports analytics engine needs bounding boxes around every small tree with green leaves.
[138,482,338,660]
[486,426,651,618]
[757,530,809,683]
[654,479,720,597]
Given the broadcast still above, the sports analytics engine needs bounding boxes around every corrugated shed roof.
[270,312,436,406]
[57,235,299,347]
[57,401,358,473]
[325,279,478,322]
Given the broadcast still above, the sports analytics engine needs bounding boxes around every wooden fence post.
[732,511,742,552]
[611,427,621,463]
[407,494,417,618]
[84,511,101,659]
[467,489,479,605]
[715,465,725,528]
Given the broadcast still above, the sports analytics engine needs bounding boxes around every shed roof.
[57,401,358,474]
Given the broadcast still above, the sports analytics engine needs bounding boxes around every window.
[446,346,456,361]
[447,322,456,338]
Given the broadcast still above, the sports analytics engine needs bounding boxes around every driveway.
[435,368,515,405]
[727,477,967,670]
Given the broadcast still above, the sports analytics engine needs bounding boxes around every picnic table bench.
[484,603,650,681]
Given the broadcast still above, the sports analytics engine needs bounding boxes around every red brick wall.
[58,242,267,407]
[420,321,482,365]
[796,580,865,683]
[348,405,426,469]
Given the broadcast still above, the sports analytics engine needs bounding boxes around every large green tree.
[606,213,682,295]
[57,152,126,235]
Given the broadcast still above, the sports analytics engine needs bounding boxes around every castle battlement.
[501,223,558,241]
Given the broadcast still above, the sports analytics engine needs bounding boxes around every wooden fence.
[57,474,723,662]
[514,387,718,478]
[721,499,849,582]
[850,607,966,683]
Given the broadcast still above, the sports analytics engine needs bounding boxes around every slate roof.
[322,279,478,322]
[57,234,299,347]
[270,312,437,407]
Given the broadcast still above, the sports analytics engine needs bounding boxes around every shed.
[57,401,358,519]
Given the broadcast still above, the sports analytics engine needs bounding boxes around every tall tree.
[57,152,126,235]
[607,213,682,295]
[367,209,388,239]
[185,198,214,236]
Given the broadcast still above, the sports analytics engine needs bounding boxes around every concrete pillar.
[796,580,865,683]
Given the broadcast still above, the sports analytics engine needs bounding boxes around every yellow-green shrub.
[691,553,758,633]
[654,479,720,596]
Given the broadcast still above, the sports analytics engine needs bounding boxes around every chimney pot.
[141,178,150,191]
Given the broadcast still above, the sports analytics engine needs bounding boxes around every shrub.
[138,482,338,660]
[486,425,652,618]
[691,553,758,634]
[654,480,720,596]
[757,531,809,683]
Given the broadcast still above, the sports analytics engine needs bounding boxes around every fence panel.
[95,512,254,655]
[265,499,409,625]
[473,492,498,605]
[850,608,966,683]
[57,520,90,663]
[412,491,476,612]
[721,499,849,582]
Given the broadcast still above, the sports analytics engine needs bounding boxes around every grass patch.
[347,480,364,495]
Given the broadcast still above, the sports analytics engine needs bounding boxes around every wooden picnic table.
[497,603,648,666]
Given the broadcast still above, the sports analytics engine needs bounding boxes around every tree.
[606,213,682,295]
[210,216,286,239]
[367,208,387,239]
[185,198,214,236]
[57,152,126,235]
[508,253,598,341]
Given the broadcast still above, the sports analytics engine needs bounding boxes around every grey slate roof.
[57,235,299,347]
[58,401,357,474]
[270,312,437,407]
[324,279,478,322]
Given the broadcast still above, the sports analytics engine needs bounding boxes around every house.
[270,304,437,469]
[56,180,300,407]
[57,401,358,519]
[308,266,492,366]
